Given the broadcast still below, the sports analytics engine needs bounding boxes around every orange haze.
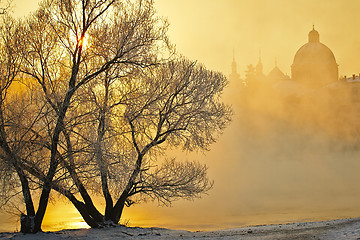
[2,0,360,232]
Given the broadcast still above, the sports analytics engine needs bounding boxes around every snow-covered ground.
[1,218,360,239]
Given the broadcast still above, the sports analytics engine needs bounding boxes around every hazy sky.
[153,0,360,77]
[10,0,360,77]
[4,0,360,232]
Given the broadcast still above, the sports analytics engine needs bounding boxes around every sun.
[70,31,89,49]
[78,34,89,49]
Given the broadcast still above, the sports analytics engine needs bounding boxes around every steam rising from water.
[122,79,360,231]
[2,68,360,233]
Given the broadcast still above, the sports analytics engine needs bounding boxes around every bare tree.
[0,0,231,233]
[0,13,27,223]
[16,55,231,229]
[58,57,231,226]
[0,14,48,233]
[14,0,170,233]
[106,57,231,223]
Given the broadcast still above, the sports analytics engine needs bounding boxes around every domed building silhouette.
[291,26,338,88]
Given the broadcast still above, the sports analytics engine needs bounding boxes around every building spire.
[230,49,240,81]
[231,49,238,75]
[256,49,263,76]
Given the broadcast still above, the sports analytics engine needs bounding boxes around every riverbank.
[1,217,359,239]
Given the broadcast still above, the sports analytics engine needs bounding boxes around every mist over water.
[54,80,360,231]
[1,66,360,233]
[121,79,360,231]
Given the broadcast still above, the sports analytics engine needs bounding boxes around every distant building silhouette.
[229,51,246,88]
[291,26,338,88]
[267,60,290,83]
[242,58,289,87]
[231,26,343,92]
[255,51,266,81]
[244,64,256,86]
[230,52,240,80]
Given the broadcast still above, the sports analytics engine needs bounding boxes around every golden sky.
[11,0,360,77]
[153,0,360,78]
[5,0,360,232]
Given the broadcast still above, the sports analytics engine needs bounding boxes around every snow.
[1,218,360,240]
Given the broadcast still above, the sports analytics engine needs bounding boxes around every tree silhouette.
[0,0,231,233]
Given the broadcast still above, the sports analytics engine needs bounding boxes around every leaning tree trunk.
[62,131,105,224]
[61,189,100,228]
[110,153,145,224]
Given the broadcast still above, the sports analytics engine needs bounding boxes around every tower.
[230,50,241,82]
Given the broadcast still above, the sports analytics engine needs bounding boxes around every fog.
[2,0,360,232]
[6,82,360,231]
[122,0,360,228]
[116,77,360,231]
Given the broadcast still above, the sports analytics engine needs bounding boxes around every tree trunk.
[64,191,100,228]
[96,78,114,221]
[110,192,127,224]
[16,167,36,233]
[95,113,114,221]
[0,106,37,233]
[111,153,144,224]
[76,183,105,223]
[62,131,104,223]
[33,179,51,232]
[33,91,74,232]
[73,202,100,228]
[20,213,35,234]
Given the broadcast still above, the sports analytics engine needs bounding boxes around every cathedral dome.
[291,27,338,88]
[293,42,336,67]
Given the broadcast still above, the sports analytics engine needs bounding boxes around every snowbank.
[1,218,359,240]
